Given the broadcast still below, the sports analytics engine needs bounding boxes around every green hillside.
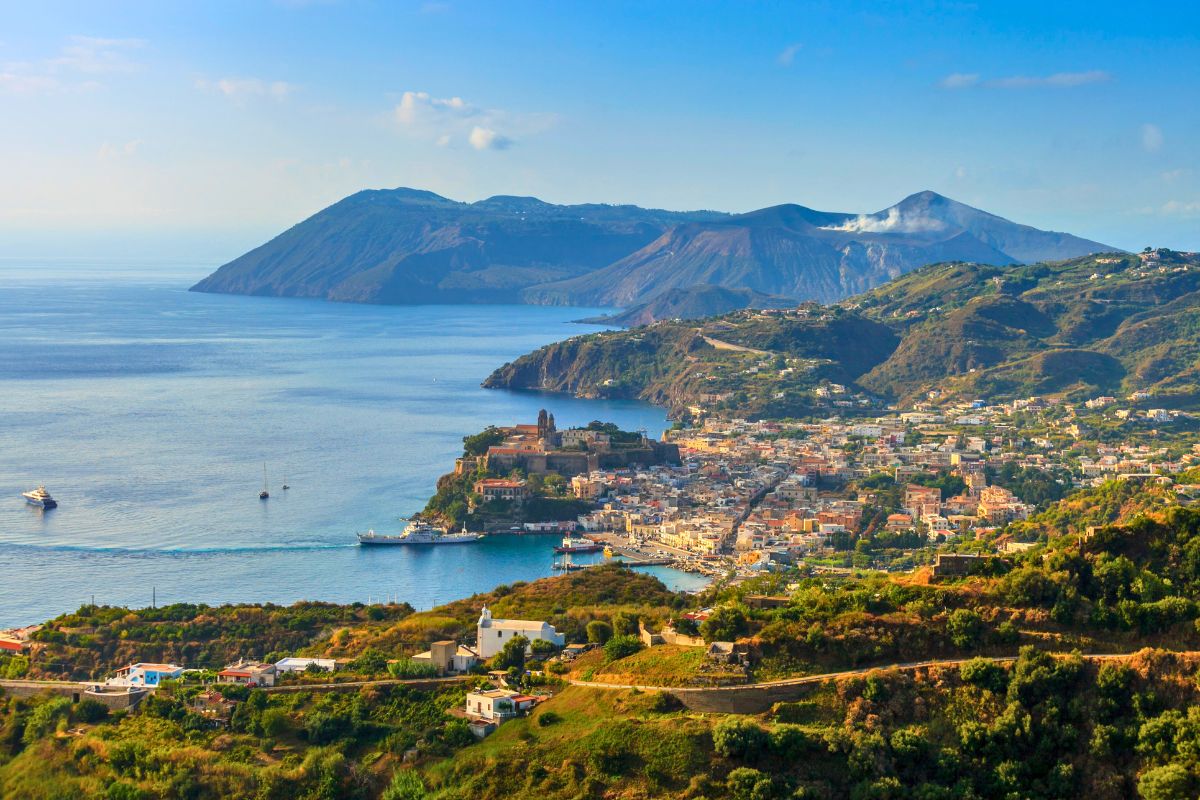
[485,249,1200,415]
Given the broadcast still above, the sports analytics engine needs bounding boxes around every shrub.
[383,770,427,800]
[388,659,439,679]
[726,766,778,800]
[959,658,1007,694]
[74,698,110,724]
[22,696,71,743]
[537,711,562,727]
[586,620,613,644]
[603,635,644,662]
[713,718,769,760]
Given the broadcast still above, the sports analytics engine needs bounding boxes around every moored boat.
[554,535,603,553]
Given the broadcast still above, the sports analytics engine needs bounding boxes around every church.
[475,606,565,659]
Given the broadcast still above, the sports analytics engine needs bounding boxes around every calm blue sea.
[0,260,706,627]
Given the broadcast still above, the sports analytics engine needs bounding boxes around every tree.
[74,698,109,723]
[700,605,749,643]
[959,658,1006,694]
[947,608,984,649]
[586,620,613,644]
[1137,763,1194,800]
[492,635,530,670]
[530,638,559,658]
[259,707,291,738]
[603,634,644,662]
[612,611,639,636]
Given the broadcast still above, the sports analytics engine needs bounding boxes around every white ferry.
[357,519,483,546]
[554,535,603,554]
[22,486,57,509]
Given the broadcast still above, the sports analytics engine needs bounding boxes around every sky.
[1,0,1198,263]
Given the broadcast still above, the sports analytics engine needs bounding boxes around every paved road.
[569,651,1178,693]
[701,335,770,355]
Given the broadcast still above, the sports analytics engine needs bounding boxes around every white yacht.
[357,519,483,546]
[22,486,57,509]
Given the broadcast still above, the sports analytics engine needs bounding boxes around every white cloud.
[940,72,979,89]
[1160,200,1200,217]
[822,207,947,234]
[196,77,295,103]
[776,43,802,67]
[51,36,144,74]
[0,70,58,94]
[988,70,1110,89]
[392,90,545,150]
[395,91,469,126]
[940,70,1110,90]
[468,126,511,151]
[98,139,143,160]
[1141,123,1163,153]
[0,35,144,94]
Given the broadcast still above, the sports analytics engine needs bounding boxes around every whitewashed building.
[475,606,565,659]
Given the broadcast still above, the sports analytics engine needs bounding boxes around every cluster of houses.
[491,391,1200,573]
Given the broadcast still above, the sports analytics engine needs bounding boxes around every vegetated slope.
[191,188,1113,307]
[23,564,681,680]
[488,249,1200,415]
[855,249,1200,404]
[483,307,899,418]
[522,191,1113,307]
[576,284,796,327]
[191,189,724,304]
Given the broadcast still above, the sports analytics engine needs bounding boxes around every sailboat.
[282,475,290,491]
[259,463,270,500]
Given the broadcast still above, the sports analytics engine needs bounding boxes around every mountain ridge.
[192,187,1116,310]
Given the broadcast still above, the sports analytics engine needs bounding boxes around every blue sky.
[2,0,1198,262]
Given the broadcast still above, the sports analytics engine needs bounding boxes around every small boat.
[282,476,290,490]
[358,519,483,546]
[259,463,269,500]
[603,545,614,558]
[554,535,604,554]
[23,486,57,509]
[552,552,585,571]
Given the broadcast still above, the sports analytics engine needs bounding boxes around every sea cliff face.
[483,326,710,412]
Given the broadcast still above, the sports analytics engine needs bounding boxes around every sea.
[0,260,708,628]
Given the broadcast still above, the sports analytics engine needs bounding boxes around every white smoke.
[821,207,948,234]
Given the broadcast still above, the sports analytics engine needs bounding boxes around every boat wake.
[0,541,358,557]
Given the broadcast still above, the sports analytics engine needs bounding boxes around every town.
[441,399,1200,580]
